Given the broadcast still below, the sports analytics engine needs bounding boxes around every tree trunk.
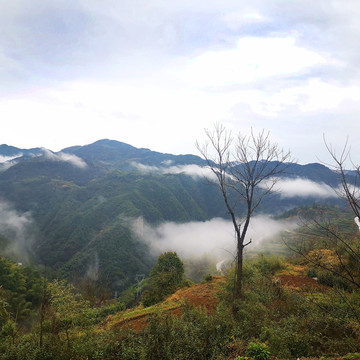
[39,318,43,348]
[66,328,71,355]
[234,241,244,299]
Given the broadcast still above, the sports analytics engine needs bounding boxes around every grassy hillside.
[1,253,360,359]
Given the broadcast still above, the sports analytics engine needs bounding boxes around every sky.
[1,0,360,164]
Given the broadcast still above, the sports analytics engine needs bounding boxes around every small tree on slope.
[142,252,184,307]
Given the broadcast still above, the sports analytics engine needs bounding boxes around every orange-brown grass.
[275,263,329,292]
[102,275,225,332]
[278,263,307,276]
[277,274,327,291]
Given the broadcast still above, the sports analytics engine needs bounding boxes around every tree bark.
[235,242,244,299]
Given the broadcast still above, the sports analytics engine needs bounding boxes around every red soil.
[104,276,225,332]
[277,274,328,291]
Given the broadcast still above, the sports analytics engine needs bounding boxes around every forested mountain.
[0,139,350,292]
[62,139,205,170]
[0,144,43,158]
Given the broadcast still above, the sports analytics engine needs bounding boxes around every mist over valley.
[0,139,351,291]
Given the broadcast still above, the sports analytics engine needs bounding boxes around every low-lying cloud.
[0,149,87,170]
[131,162,215,180]
[0,154,23,172]
[0,200,35,262]
[132,215,298,261]
[86,252,99,281]
[261,177,338,198]
[42,148,87,169]
[133,165,339,199]
[0,154,23,163]
[0,161,17,172]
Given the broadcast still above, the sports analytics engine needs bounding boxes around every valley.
[0,139,359,359]
[0,139,347,291]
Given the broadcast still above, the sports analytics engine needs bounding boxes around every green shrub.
[141,252,185,307]
[221,336,247,359]
[306,268,317,278]
[253,254,285,277]
[344,352,360,359]
[317,272,352,291]
[245,341,270,360]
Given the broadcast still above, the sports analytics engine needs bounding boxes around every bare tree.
[196,123,292,299]
[324,137,360,220]
[286,139,360,292]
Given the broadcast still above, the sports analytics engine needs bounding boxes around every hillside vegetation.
[0,140,348,293]
[1,139,360,359]
[1,251,360,359]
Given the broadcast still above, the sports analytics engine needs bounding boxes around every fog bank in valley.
[133,215,298,262]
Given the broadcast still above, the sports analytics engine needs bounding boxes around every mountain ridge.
[0,138,351,292]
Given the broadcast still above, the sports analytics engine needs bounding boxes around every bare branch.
[196,123,292,300]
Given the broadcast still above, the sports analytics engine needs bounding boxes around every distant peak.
[90,139,135,147]
[0,144,42,156]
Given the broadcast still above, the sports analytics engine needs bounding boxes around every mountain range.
[0,139,349,292]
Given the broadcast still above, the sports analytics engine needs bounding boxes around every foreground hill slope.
[100,263,358,360]
[104,275,225,332]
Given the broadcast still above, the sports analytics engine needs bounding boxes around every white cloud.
[0,154,22,163]
[182,37,327,87]
[246,79,360,116]
[57,152,87,169]
[264,177,337,198]
[42,148,87,169]
[0,162,17,172]
[222,10,270,30]
[0,154,23,172]
[0,201,35,261]
[131,162,216,180]
[134,215,297,260]
[336,182,360,202]
[161,159,173,166]
[1,1,360,166]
